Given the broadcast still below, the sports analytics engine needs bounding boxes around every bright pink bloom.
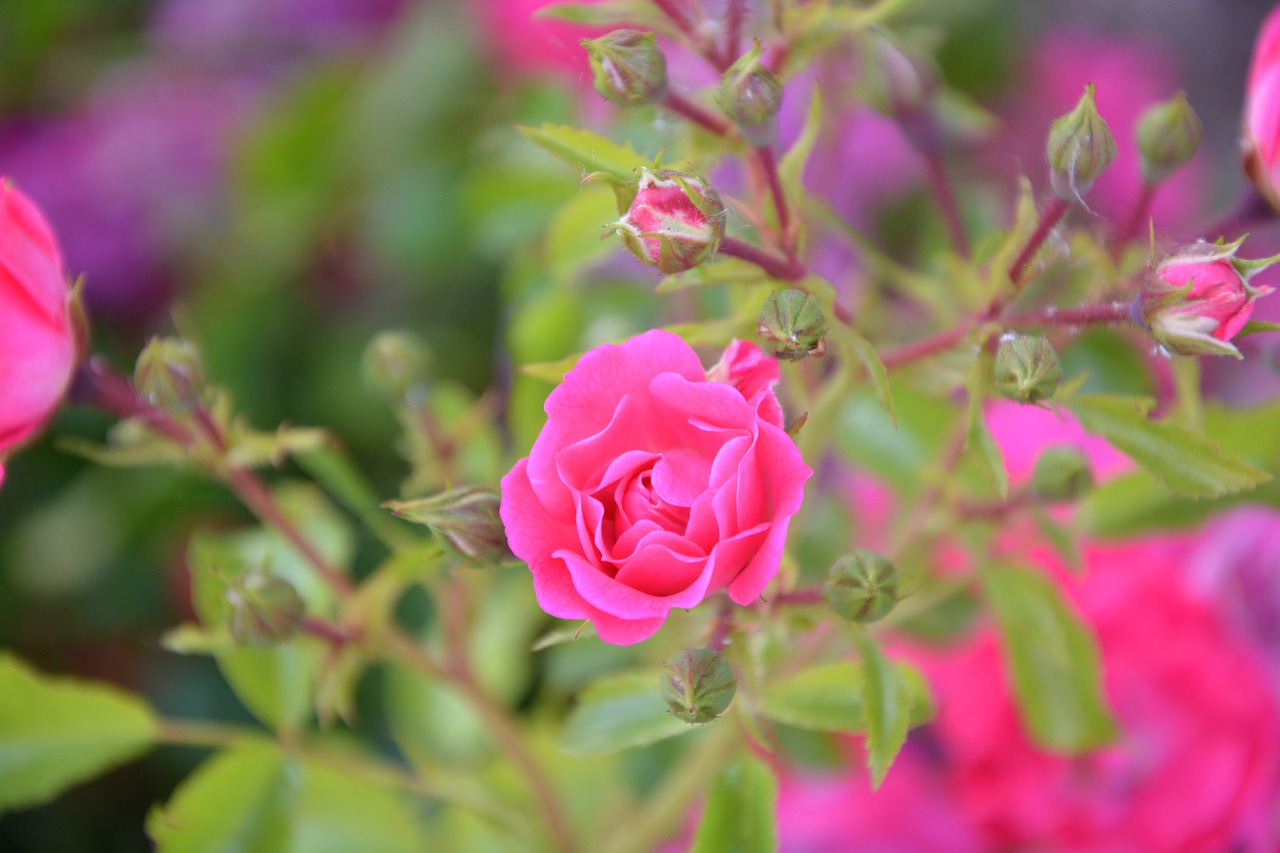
[474,0,606,78]
[930,538,1280,852]
[1245,5,1280,208]
[986,400,1131,489]
[0,180,76,486]
[500,331,812,644]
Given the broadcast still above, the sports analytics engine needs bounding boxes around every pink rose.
[0,179,77,488]
[1246,4,1280,209]
[930,538,1280,852]
[474,0,607,78]
[500,330,812,644]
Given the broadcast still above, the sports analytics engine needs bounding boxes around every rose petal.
[558,547,712,618]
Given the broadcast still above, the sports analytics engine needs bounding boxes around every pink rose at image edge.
[1246,4,1280,206]
[474,0,606,78]
[0,179,77,487]
[500,330,812,644]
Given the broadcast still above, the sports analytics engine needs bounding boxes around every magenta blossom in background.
[153,0,406,58]
[500,331,811,644]
[0,180,77,488]
[930,537,1280,852]
[475,0,607,79]
[986,399,1131,489]
[1245,3,1280,210]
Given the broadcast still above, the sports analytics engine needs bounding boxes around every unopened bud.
[994,333,1062,405]
[226,572,306,647]
[1046,84,1116,199]
[1135,91,1202,184]
[611,169,725,274]
[582,29,668,107]
[660,648,736,724]
[362,330,432,402]
[757,290,827,361]
[134,337,205,411]
[384,485,511,563]
[824,550,899,623]
[1137,239,1278,358]
[718,41,784,146]
[1030,446,1094,501]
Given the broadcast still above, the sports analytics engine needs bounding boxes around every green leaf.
[535,0,668,29]
[855,633,913,789]
[1237,318,1280,338]
[0,653,157,813]
[293,445,417,551]
[560,672,692,756]
[545,183,620,281]
[1066,394,1271,498]
[965,357,1008,499]
[517,124,647,183]
[841,326,896,424]
[656,257,774,293]
[757,660,932,733]
[982,562,1117,752]
[688,755,777,853]
[778,90,822,217]
[519,350,584,384]
[148,744,429,853]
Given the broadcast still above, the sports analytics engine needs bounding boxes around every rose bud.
[1046,84,1116,200]
[1135,91,1202,185]
[362,329,432,403]
[1244,5,1280,209]
[994,333,1063,405]
[226,572,306,647]
[581,29,668,107]
[660,648,736,724]
[0,179,77,490]
[824,550,900,624]
[1030,446,1094,501]
[611,168,726,274]
[134,337,206,412]
[718,41,784,147]
[384,485,512,563]
[757,289,828,361]
[1137,239,1278,359]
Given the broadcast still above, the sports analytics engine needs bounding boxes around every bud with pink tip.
[1137,239,1278,358]
[610,168,725,274]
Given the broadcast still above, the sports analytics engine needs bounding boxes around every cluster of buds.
[581,30,668,107]
[659,648,736,724]
[1046,84,1116,200]
[610,168,726,274]
[824,550,900,624]
[1135,239,1277,358]
[994,333,1063,405]
[757,289,828,361]
[384,485,511,563]
[718,41,784,146]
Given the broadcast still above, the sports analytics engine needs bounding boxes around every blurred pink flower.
[152,0,405,58]
[1245,4,1280,210]
[930,537,1280,852]
[0,180,76,487]
[998,29,1207,239]
[986,399,1131,489]
[474,0,607,78]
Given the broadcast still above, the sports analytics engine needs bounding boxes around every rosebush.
[500,330,811,644]
[0,179,75,488]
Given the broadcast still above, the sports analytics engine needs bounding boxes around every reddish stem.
[1006,195,1070,289]
[880,324,973,371]
[723,0,745,67]
[1110,181,1156,263]
[768,587,823,607]
[755,146,793,256]
[719,236,805,281]
[69,357,193,444]
[1003,301,1133,329]
[662,91,731,135]
[922,146,969,259]
[652,0,694,32]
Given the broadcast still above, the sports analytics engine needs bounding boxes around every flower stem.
[662,91,730,135]
[1006,195,1070,290]
[723,0,746,66]
[921,143,969,258]
[755,145,793,256]
[69,357,192,444]
[719,235,805,281]
[1110,181,1156,262]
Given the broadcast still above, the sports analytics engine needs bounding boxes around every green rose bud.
[384,485,511,563]
[1135,91,1202,185]
[824,550,900,624]
[1046,84,1116,199]
[718,40,783,146]
[582,30,668,107]
[226,572,306,647]
[660,648,736,724]
[134,337,205,412]
[361,330,432,403]
[994,333,1063,405]
[757,289,828,361]
[1030,446,1094,501]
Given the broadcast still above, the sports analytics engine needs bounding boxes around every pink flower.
[1245,4,1280,209]
[1137,240,1276,358]
[474,0,607,78]
[930,538,1280,852]
[986,400,1131,489]
[0,179,77,487]
[500,330,812,644]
